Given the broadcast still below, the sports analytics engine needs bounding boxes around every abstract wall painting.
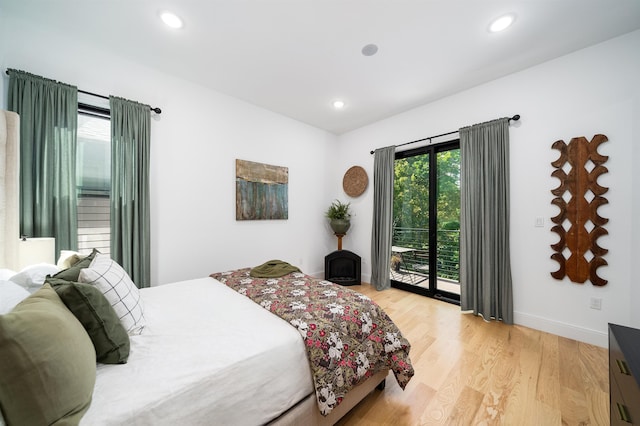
[550,134,609,286]
[236,159,288,220]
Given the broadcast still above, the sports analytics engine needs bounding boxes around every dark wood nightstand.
[609,323,640,424]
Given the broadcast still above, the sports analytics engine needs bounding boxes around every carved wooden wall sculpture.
[550,134,609,286]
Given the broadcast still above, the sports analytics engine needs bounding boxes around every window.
[76,110,111,255]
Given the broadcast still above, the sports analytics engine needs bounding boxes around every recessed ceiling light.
[160,11,184,29]
[361,44,379,57]
[333,100,345,109]
[489,14,515,33]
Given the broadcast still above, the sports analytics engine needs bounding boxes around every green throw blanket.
[250,260,301,278]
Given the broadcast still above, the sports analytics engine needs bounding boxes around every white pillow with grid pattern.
[78,253,145,335]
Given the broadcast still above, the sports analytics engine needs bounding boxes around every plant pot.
[330,219,351,235]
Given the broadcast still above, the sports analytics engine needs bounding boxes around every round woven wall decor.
[343,166,368,197]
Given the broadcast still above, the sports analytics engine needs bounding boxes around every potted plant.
[390,254,402,272]
[325,200,351,235]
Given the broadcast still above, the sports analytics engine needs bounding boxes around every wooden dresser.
[609,323,640,425]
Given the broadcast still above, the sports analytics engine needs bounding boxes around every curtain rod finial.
[511,114,520,121]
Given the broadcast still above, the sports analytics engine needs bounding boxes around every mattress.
[81,277,314,425]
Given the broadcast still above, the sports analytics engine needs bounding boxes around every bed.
[0,256,414,425]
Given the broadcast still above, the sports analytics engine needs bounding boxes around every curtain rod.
[5,69,162,114]
[79,89,162,114]
[369,114,520,154]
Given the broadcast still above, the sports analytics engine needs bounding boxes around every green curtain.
[109,96,150,288]
[8,69,78,255]
[370,146,395,290]
[459,117,513,324]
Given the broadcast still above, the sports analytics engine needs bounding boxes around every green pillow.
[0,284,96,425]
[51,248,99,281]
[48,277,130,364]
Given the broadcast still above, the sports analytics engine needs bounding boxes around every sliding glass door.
[390,141,461,303]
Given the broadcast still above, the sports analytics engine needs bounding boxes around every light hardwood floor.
[336,284,609,426]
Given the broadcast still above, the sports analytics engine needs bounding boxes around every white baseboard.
[514,311,608,348]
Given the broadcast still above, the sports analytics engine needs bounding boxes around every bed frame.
[269,369,388,425]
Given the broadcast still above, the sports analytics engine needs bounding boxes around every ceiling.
[3,1,640,134]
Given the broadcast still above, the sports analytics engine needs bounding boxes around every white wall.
[0,13,339,285]
[333,30,640,347]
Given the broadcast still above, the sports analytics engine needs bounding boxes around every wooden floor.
[336,284,609,426]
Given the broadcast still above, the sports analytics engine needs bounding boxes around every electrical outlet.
[590,297,602,310]
[535,217,544,227]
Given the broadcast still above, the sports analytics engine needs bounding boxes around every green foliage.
[436,150,461,227]
[325,200,351,220]
[441,220,460,230]
[393,150,460,229]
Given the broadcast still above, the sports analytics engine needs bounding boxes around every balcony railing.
[392,226,460,282]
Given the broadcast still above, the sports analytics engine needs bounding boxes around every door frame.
[391,139,461,305]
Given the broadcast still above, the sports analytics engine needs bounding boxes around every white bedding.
[81,277,314,425]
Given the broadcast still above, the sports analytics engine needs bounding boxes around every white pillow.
[78,253,145,335]
[10,263,60,293]
[0,280,31,314]
[57,250,87,269]
[0,269,17,281]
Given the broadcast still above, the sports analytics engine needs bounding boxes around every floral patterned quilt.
[209,268,414,416]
